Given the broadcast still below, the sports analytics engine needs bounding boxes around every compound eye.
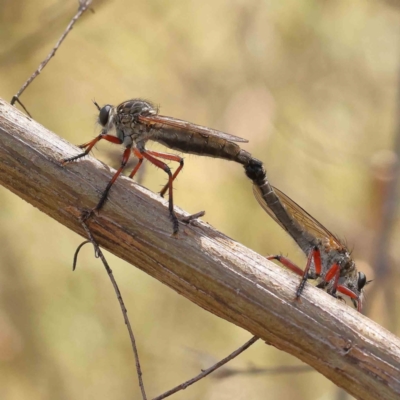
[357,272,367,291]
[99,105,112,126]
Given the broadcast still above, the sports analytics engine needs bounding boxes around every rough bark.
[0,98,399,399]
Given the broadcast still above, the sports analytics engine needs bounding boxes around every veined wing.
[137,114,248,143]
[253,184,343,248]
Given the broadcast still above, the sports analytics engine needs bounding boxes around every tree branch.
[0,98,399,400]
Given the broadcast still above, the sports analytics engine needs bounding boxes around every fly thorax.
[340,256,355,277]
[116,99,156,130]
[338,270,359,295]
[118,99,155,116]
[122,133,134,147]
[116,103,156,144]
[115,128,124,142]
[115,112,136,131]
[319,247,346,278]
[319,246,333,275]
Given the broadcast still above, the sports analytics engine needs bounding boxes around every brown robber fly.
[244,158,368,311]
[63,99,252,233]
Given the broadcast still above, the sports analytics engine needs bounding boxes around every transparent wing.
[253,184,343,247]
[253,185,291,233]
[138,114,248,143]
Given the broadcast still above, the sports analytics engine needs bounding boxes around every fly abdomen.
[153,129,252,165]
[189,136,251,164]
[152,128,191,152]
[245,158,316,253]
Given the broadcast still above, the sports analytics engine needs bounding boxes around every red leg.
[79,134,122,148]
[296,247,320,298]
[324,263,340,287]
[336,285,361,311]
[63,135,103,163]
[270,250,362,311]
[142,150,184,197]
[139,150,179,234]
[313,248,322,276]
[320,264,362,311]
[268,247,321,298]
[129,148,144,178]
[267,255,304,276]
[324,264,361,311]
[94,146,131,212]
[100,134,124,145]
[63,134,122,164]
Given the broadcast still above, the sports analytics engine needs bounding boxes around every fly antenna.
[92,99,101,111]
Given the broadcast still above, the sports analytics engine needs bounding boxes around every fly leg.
[144,151,208,225]
[314,264,362,311]
[138,150,179,234]
[139,150,184,198]
[336,285,361,311]
[92,146,132,214]
[62,134,122,164]
[296,247,321,298]
[129,149,144,178]
[140,151,206,227]
[323,264,362,311]
[269,250,362,311]
[63,135,127,221]
[266,255,304,276]
[268,246,321,299]
[322,264,340,294]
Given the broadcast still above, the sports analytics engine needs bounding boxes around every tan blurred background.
[1,0,400,399]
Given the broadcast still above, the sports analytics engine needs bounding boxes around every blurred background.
[0,0,399,399]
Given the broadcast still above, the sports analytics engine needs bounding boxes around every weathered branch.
[0,98,399,400]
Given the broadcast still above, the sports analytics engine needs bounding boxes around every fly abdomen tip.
[244,158,266,183]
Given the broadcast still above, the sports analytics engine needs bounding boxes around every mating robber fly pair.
[63,98,368,311]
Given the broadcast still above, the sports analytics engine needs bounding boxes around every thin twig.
[12,98,32,118]
[72,240,91,271]
[79,218,147,400]
[152,336,259,400]
[211,364,314,379]
[181,210,205,223]
[10,0,93,112]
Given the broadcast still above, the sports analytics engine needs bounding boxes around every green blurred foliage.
[0,0,400,399]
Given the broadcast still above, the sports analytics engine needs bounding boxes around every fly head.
[357,271,367,292]
[98,104,112,127]
[348,272,367,310]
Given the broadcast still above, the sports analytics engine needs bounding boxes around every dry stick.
[78,219,147,400]
[1,99,400,400]
[72,240,92,270]
[152,336,259,400]
[211,364,314,378]
[181,210,205,223]
[10,0,93,115]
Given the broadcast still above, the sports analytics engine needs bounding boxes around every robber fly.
[63,99,252,234]
[244,158,367,311]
